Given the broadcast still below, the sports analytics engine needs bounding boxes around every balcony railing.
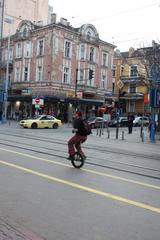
[0,59,13,69]
[77,83,97,94]
[121,92,144,100]
[120,74,145,83]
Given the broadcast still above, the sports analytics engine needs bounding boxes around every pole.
[0,0,4,49]
[74,68,79,111]
[75,68,78,98]
[3,31,10,122]
[116,90,120,139]
[0,0,4,108]
[150,63,156,143]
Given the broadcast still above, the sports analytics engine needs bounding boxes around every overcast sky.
[48,0,160,52]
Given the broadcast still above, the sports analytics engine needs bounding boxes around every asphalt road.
[0,122,160,240]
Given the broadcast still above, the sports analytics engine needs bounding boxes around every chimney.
[60,17,69,26]
[129,47,134,57]
[51,13,57,24]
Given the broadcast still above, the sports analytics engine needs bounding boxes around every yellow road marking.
[0,147,160,190]
[0,160,160,214]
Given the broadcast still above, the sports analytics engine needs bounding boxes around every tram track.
[0,130,159,161]
[0,136,160,181]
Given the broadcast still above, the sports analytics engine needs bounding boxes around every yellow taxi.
[19,115,62,129]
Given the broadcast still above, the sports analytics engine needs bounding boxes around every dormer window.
[16,21,32,38]
[87,31,91,40]
[23,27,28,37]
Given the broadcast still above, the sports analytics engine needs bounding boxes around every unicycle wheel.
[71,152,84,168]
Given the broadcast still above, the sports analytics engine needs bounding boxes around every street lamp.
[0,0,4,110]
[0,0,4,48]
[2,17,13,122]
[149,63,158,143]
[75,68,78,99]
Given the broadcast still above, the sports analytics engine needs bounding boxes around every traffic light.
[89,69,94,80]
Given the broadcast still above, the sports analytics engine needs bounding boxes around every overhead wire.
[73,2,159,26]
[71,1,160,48]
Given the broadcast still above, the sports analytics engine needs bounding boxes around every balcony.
[120,74,145,84]
[122,92,144,100]
[79,36,99,46]
[77,83,97,95]
[0,59,13,69]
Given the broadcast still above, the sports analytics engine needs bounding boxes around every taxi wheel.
[31,123,38,129]
[53,123,58,129]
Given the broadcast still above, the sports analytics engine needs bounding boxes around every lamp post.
[0,0,4,48]
[2,17,13,122]
[116,79,124,139]
[149,63,157,143]
[75,68,78,99]
[3,31,10,122]
[0,0,4,110]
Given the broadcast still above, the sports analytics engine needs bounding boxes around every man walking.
[128,113,134,134]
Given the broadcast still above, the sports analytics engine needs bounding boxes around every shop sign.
[67,91,74,97]
[144,93,149,104]
[22,88,32,95]
[77,91,83,99]
[99,106,106,112]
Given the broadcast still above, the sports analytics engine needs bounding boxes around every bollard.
[116,128,118,139]
[96,127,98,136]
[107,129,110,139]
[140,126,143,138]
[101,122,104,135]
[99,128,102,137]
[141,131,144,142]
[122,131,124,140]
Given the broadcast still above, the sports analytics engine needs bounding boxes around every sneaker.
[83,155,87,160]
[67,155,75,160]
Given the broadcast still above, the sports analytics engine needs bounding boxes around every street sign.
[77,91,83,99]
[35,98,40,103]
[32,98,44,105]
[117,80,124,89]
[99,106,106,112]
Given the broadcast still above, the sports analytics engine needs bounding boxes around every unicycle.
[71,152,85,168]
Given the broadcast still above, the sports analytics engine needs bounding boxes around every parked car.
[108,117,128,127]
[19,115,62,129]
[87,117,108,128]
[133,116,149,127]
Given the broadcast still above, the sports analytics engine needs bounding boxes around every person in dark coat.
[67,111,87,160]
[128,113,134,134]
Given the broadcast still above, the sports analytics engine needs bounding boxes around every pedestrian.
[67,111,87,160]
[148,117,156,139]
[0,110,2,121]
[128,113,134,134]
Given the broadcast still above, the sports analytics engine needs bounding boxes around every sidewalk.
[0,218,44,240]
[1,120,160,158]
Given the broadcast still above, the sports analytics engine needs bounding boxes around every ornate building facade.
[113,48,149,115]
[1,17,115,121]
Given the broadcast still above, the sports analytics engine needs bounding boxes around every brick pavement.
[0,218,44,240]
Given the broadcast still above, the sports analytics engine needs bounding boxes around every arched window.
[87,31,91,40]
